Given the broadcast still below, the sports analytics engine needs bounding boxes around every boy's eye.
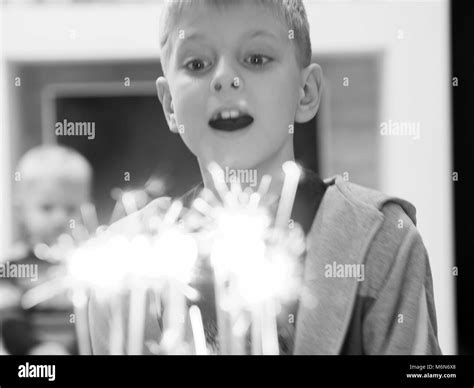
[244,54,271,67]
[184,59,210,72]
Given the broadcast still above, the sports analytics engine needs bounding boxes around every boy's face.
[161,3,312,171]
[19,178,89,246]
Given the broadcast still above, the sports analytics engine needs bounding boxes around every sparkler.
[199,160,304,355]
[19,161,305,355]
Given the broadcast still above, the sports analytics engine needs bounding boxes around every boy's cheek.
[174,124,203,158]
[176,102,207,134]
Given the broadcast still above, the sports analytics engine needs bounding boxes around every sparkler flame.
[20,161,306,355]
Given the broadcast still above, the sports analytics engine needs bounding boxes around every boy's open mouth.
[208,108,254,132]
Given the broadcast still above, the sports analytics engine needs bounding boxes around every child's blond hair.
[16,144,92,190]
[159,0,312,73]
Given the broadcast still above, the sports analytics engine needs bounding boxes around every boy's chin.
[201,153,259,171]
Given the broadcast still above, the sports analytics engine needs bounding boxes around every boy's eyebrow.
[173,32,208,55]
[173,29,282,59]
[172,32,208,59]
[181,32,207,43]
[179,30,279,45]
[245,30,279,41]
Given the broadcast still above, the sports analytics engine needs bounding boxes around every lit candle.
[127,236,153,355]
[231,312,250,355]
[261,297,279,355]
[189,305,207,355]
[251,304,262,355]
[127,284,147,355]
[257,174,272,198]
[109,295,124,355]
[72,288,92,355]
[164,278,186,354]
[159,228,197,354]
[210,236,234,355]
[207,162,230,203]
[275,161,301,229]
[214,272,231,355]
[121,192,138,215]
[80,202,99,235]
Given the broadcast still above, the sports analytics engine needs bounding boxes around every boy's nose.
[212,78,242,92]
[210,59,243,93]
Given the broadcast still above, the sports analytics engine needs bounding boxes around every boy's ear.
[156,77,179,133]
[295,63,323,124]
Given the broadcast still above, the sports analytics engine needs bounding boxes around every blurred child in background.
[0,144,92,355]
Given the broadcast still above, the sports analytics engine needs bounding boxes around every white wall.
[1,0,455,353]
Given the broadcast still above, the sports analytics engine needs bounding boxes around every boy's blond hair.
[159,0,312,74]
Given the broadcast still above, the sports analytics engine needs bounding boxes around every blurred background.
[0,0,469,355]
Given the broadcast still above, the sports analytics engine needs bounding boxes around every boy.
[89,0,441,354]
[1,145,92,355]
